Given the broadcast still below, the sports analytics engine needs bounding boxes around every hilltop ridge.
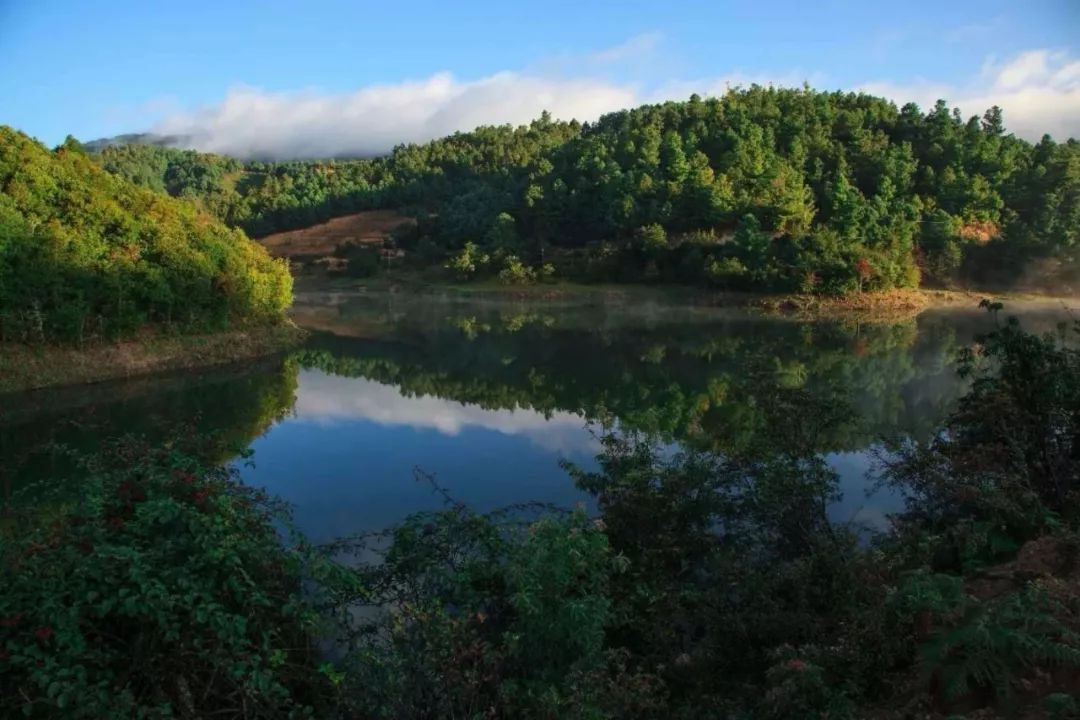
[86,87,1079,295]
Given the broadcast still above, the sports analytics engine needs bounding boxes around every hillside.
[0,128,293,344]
[90,87,1080,295]
[259,209,415,267]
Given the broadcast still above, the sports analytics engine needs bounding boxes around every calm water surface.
[3,294,1075,541]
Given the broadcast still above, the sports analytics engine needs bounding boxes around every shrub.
[333,241,382,278]
[634,224,668,254]
[705,255,748,288]
[445,241,490,280]
[0,437,336,718]
[761,646,855,720]
[921,585,1080,702]
[334,505,623,718]
[497,255,538,284]
[883,303,1080,567]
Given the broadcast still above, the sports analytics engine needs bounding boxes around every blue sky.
[2,0,1077,156]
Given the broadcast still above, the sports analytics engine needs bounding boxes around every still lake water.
[3,293,1076,542]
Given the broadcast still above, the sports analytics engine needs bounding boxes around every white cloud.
[150,43,1079,159]
[859,48,1080,141]
[650,70,824,103]
[155,72,636,159]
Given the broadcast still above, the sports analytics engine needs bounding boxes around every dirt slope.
[258,210,415,260]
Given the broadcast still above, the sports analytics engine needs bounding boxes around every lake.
[3,293,1075,542]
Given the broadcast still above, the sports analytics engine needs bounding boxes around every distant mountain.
[82,132,192,152]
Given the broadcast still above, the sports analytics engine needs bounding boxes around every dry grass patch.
[258,210,415,260]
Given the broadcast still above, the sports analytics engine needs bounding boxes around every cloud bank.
[152,46,1079,159]
[860,49,1080,143]
[155,73,636,159]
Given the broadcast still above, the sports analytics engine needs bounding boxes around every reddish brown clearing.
[258,210,415,260]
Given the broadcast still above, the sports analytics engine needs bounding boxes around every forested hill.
[0,128,293,344]
[91,87,1079,294]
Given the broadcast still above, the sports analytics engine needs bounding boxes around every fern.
[890,569,964,616]
[921,584,1080,700]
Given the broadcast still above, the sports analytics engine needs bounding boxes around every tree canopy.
[0,128,293,343]
[91,87,1080,294]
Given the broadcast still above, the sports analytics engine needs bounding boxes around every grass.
[0,323,307,395]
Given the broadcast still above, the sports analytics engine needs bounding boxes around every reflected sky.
[826,450,902,531]
[293,370,600,455]
[243,370,600,542]
[240,369,901,542]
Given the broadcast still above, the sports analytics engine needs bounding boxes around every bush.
[334,505,626,718]
[920,585,1080,702]
[634,224,668,254]
[334,241,382,278]
[883,303,1080,567]
[445,241,490,280]
[705,255,748,288]
[0,437,337,718]
[761,646,855,720]
[497,254,535,284]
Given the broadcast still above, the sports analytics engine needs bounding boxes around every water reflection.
[0,359,296,509]
[294,371,596,454]
[3,295,1074,538]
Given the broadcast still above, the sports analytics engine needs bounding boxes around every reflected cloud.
[293,370,600,455]
[826,450,904,533]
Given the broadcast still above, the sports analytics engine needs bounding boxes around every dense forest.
[0,128,293,343]
[92,87,1080,294]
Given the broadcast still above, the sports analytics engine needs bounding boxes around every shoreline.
[0,323,307,395]
[5,284,1074,395]
[293,274,1076,317]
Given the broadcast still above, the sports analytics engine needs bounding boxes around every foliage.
[7,306,1080,718]
[330,504,632,719]
[874,305,1080,708]
[497,255,554,284]
[445,241,490,280]
[443,242,553,284]
[951,303,1080,513]
[920,584,1080,702]
[0,128,292,343]
[0,435,337,718]
[761,646,856,720]
[883,303,1080,567]
[332,242,382,278]
[90,88,1079,294]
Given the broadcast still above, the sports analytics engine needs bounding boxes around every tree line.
[91,86,1079,294]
